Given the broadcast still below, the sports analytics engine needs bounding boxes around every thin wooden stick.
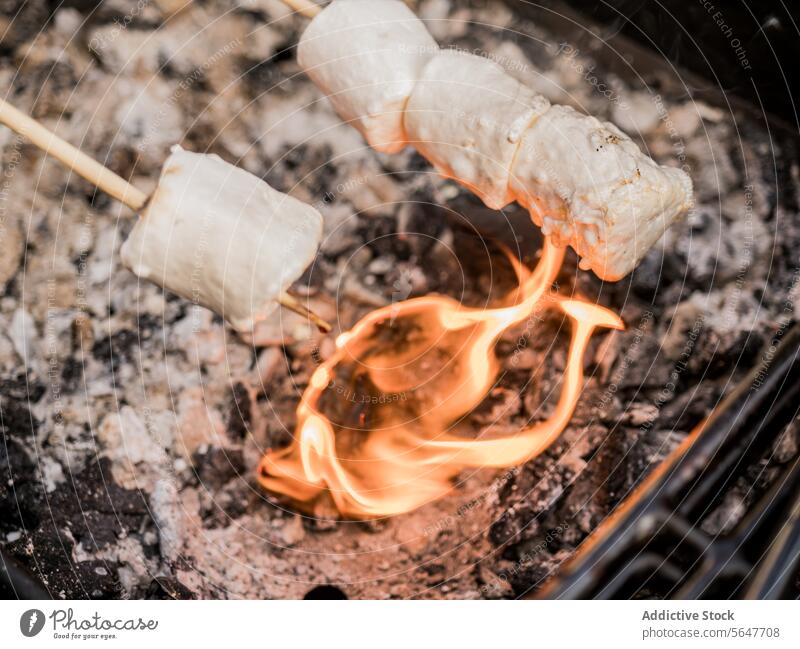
[0,97,332,333]
[277,292,332,332]
[281,0,322,18]
[0,97,148,212]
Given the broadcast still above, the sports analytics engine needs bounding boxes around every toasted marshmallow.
[297,5,692,281]
[298,0,438,154]
[404,50,550,210]
[510,105,693,280]
[121,146,323,332]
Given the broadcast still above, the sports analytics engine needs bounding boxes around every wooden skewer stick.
[0,97,149,212]
[280,296,330,333]
[277,292,332,333]
[281,0,322,18]
[0,97,332,333]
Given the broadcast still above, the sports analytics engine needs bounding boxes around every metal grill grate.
[539,326,800,599]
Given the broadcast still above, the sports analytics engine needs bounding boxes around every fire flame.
[258,238,623,517]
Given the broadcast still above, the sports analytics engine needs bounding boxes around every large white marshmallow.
[298,0,438,154]
[404,50,550,210]
[510,105,693,280]
[120,146,323,332]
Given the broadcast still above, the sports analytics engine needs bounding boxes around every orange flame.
[258,238,623,517]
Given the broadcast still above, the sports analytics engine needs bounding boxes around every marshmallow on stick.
[0,98,329,334]
[509,105,692,280]
[297,0,437,153]
[121,146,323,332]
[404,50,550,210]
[292,0,693,281]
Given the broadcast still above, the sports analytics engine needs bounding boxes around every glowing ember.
[258,238,623,517]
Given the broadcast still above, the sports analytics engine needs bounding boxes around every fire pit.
[1,0,798,601]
